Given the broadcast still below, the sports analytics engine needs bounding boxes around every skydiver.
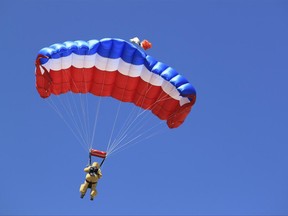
[80,162,102,201]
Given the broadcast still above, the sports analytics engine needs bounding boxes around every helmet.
[92,162,99,169]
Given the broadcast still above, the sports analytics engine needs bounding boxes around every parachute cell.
[35,38,196,128]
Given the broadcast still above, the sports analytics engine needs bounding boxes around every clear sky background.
[1,0,288,215]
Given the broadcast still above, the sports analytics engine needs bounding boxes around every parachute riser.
[99,157,106,168]
[89,152,92,166]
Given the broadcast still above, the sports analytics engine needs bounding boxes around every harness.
[86,179,97,188]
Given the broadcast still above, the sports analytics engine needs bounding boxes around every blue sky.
[1,0,288,215]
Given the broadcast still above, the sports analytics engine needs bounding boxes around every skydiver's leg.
[80,181,89,198]
[90,184,97,200]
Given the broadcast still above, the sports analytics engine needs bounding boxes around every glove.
[89,167,98,174]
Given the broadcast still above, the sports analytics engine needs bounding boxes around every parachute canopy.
[35,38,196,128]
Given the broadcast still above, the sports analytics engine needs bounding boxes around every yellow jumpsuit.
[80,162,102,200]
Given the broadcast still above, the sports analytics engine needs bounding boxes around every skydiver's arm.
[97,169,103,178]
[84,166,90,173]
